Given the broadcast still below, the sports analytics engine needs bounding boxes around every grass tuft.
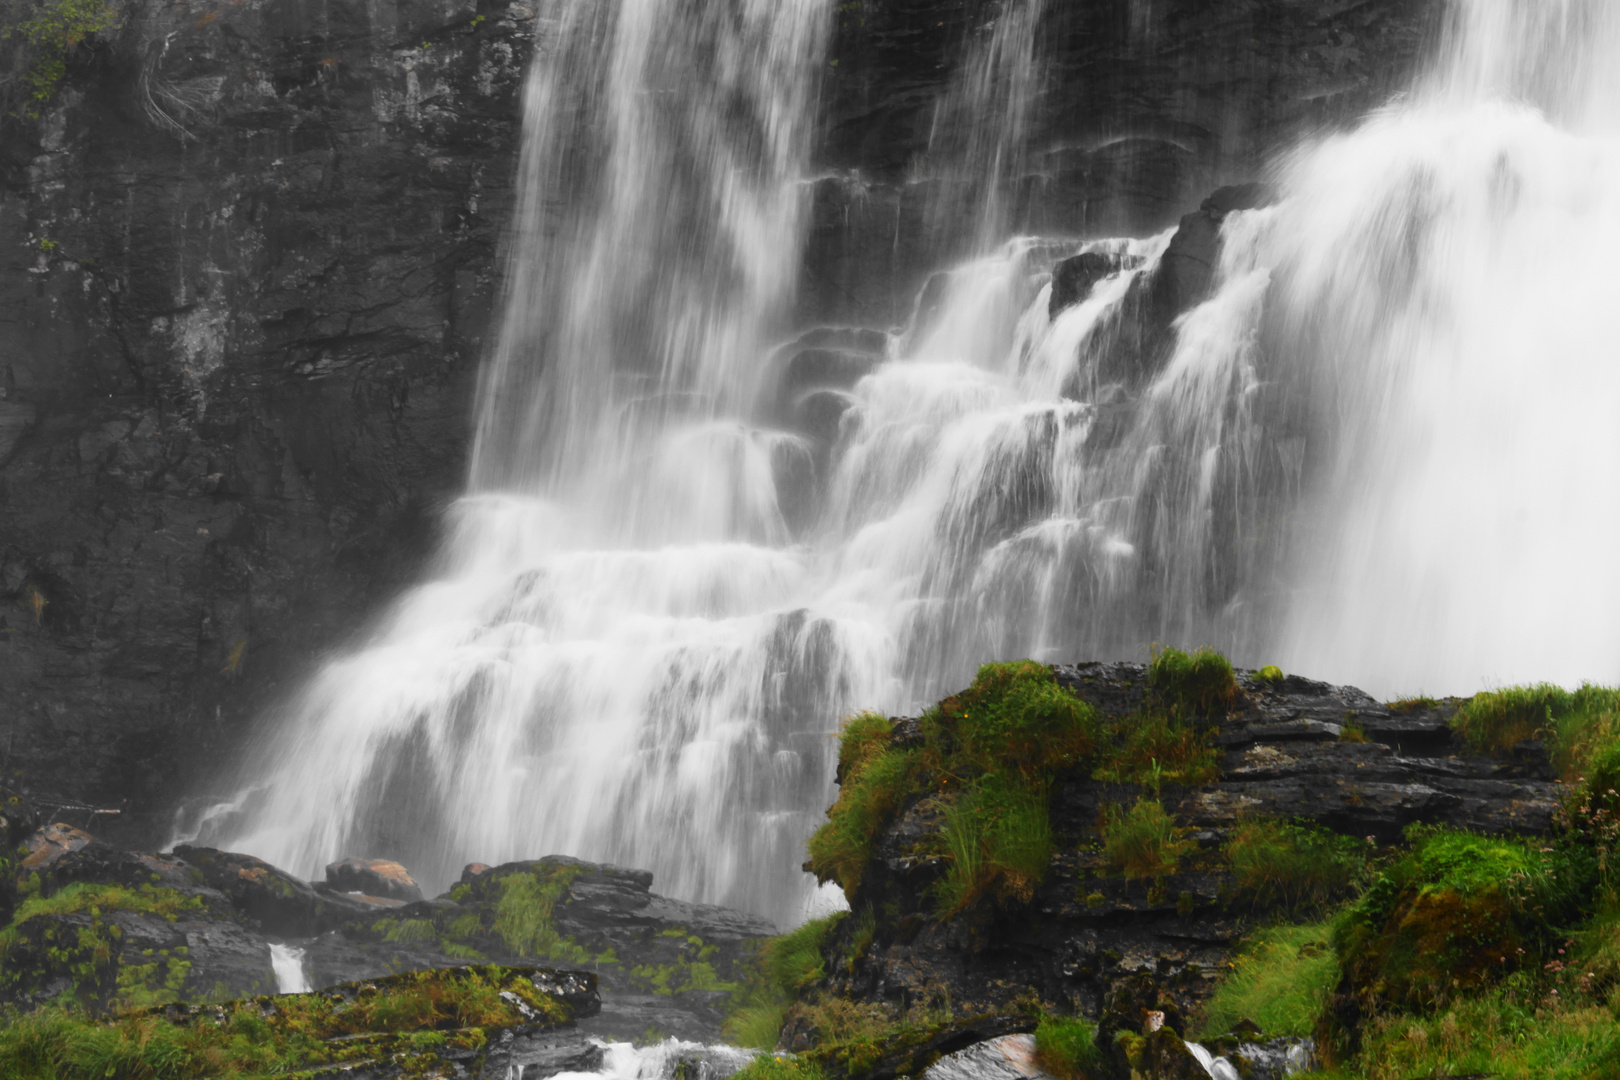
[1147,646,1238,717]
[1226,820,1368,913]
[1197,922,1337,1040]
[1033,1015,1106,1080]
[1101,798,1190,880]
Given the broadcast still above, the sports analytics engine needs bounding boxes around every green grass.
[491,864,590,964]
[1254,665,1284,685]
[1225,819,1368,913]
[723,915,843,1050]
[935,774,1052,914]
[1092,712,1219,787]
[808,663,1098,912]
[1197,921,1337,1040]
[1323,987,1620,1080]
[1387,695,1441,712]
[1033,1015,1106,1079]
[730,1055,828,1080]
[1147,646,1237,717]
[0,966,571,1079]
[1449,682,1620,769]
[1100,798,1190,880]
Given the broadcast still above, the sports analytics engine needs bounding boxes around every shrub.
[1226,820,1367,912]
[1033,1015,1106,1080]
[1197,921,1338,1040]
[1335,827,1591,1012]
[1093,713,1218,787]
[1147,646,1237,717]
[1101,798,1190,880]
[1,0,122,119]
[935,774,1052,914]
[807,718,920,896]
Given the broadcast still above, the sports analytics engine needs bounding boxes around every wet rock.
[1151,182,1278,325]
[923,1033,1052,1080]
[325,856,424,903]
[172,844,372,937]
[18,821,96,874]
[1050,252,1131,317]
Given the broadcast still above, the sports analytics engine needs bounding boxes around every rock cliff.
[0,0,1441,840]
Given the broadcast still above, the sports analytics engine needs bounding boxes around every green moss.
[1335,828,1589,1012]
[1198,921,1337,1040]
[731,1055,828,1080]
[1254,665,1284,685]
[1225,820,1368,913]
[0,965,571,1079]
[1092,712,1219,788]
[1033,1015,1106,1080]
[806,717,920,897]
[1387,695,1441,713]
[1101,798,1190,881]
[1147,646,1238,717]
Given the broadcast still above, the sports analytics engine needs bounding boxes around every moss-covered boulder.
[0,965,599,1079]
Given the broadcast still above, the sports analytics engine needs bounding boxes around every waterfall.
[269,943,311,994]
[184,0,1620,921]
[1258,0,1620,694]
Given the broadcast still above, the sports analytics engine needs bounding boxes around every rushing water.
[184,0,1620,922]
[269,943,311,994]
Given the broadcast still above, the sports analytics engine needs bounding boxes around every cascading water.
[1253,0,1620,695]
[182,0,1620,924]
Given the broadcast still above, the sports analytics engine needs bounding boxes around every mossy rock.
[1339,884,1521,1011]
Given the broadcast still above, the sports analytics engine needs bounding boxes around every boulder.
[324,856,424,903]
[1151,182,1277,324]
[173,845,373,937]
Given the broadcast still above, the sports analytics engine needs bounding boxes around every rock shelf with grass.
[760,656,1600,1080]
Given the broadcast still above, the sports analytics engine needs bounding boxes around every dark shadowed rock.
[172,844,376,936]
[1151,183,1278,325]
[325,856,424,903]
[1050,251,1132,317]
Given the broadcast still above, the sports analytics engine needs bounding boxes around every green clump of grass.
[492,864,589,964]
[1448,682,1620,771]
[1387,695,1441,713]
[1092,713,1219,787]
[1033,1015,1106,1079]
[1335,827,1592,1012]
[1197,921,1337,1040]
[723,915,843,1050]
[1147,646,1238,717]
[1225,819,1368,913]
[1100,798,1190,880]
[1336,985,1620,1080]
[808,662,1098,913]
[730,1055,828,1080]
[807,715,921,897]
[935,773,1053,914]
[1254,665,1284,685]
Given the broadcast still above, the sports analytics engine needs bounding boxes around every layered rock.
[783,661,1556,1079]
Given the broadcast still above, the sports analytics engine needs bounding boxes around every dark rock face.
[0,0,1443,842]
[1150,182,1278,325]
[802,663,1556,1077]
[0,0,532,843]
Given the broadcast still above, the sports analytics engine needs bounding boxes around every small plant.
[1101,798,1191,881]
[1147,645,1238,717]
[1254,664,1284,684]
[1225,819,1367,912]
[1033,1014,1106,1079]
[1338,718,1369,743]
[1198,922,1337,1040]
[1093,714,1219,787]
[934,773,1052,913]
[1388,695,1441,712]
[2,0,122,118]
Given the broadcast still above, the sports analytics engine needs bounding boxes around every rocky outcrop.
[3,829,772,1043]
[787,662,1556,1079]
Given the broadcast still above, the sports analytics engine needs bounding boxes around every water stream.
[182,0,1620,925]
[268,942,311,995]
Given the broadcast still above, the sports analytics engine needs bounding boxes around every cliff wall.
[0,0,1440,835]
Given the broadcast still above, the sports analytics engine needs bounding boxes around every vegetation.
[1253,664,1284,685]
[1146,646,1237,717]
[1,0,122,119]
[723,915,843,1050]
[1224,819,1368,912]
[1090,711,1219,787]
[0,966,571,1079]
[1197,921,1338,1040]
[1100,798,1190,881]
[1032,1015,1106,1079]
[807,661,1099,914]
[730,1055,829,1080]
[1448,682,1620,768]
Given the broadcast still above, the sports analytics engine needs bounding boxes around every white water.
[268,943,310,994]
[1258,0,1620,695]
[183,0,1620,920]
[550,1040,756,1080]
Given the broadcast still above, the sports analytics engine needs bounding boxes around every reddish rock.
[324,857,423,903]
[19,822,95,872]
